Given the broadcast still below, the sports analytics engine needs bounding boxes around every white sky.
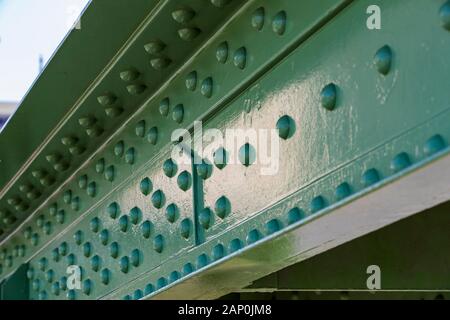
[0,0,89,103]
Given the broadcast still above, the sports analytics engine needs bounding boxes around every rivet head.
[36,215,45,228]
[172,8,195,24]
[212,244,225,261]
[60,277,68,291]
[215,196,231,219]
[177,171,192,191]
[276,115,296,140]
[119,215,129,232]
[362,168,381,187]
[120,69,140,82]
[229,239,243,253]
[43,221,52,235]
[374,45,393,75]
[201,77,213,98]
[97,94,116,107]
[56,210,66,224]
[83,242,92,257]
[130,207,142,225]
[30,233,39,246]
[197,254,209,269]
[63,190,72,204]
[440,1,450,30]
[246,229,261,245]
[180,218,191,239]
[63,139,79,151]
[197,161,213,180]
[148,127,159,145]
[211,0,230,7]
[52,248,60,261]
[150,57,172,70]
[169,271,181,283]
[51,282,60,296]
[87,182,97,197]
[110,242,120,259]
[67,289,76,300]
[105,165,115,182]
[310,196,327,213]
[165,204,179,223]
[96,159,105,174]
[233,47,247,69]
[135,121,146,138]
[216,42,229,63]
[38,257,48,271]
[120,256,130,273]
[131,249,142,267]
[127,84,147,96]
[38,291,48,300]
[159,98,170,117]
[153,235,164,253]
[163,159,178,178]
[5,256,13,268]
[186,71,197,91]
[239,143,256,167]
[145,283,155,295]
[183,263,194,276]
[213,147,228,169]
[74,230,84,245]
[151,190,166,209]
[272,11,287,35]
[178,27,201,41]
[105,107,124,118]
[100,268,110,285]
[79,175,88,189]
[99,229,109,245]
[199,208,213,229]
[91,255,101,272]
[45,270,54,282]
[140,178,153,196]
[59,242,68,256]
[134,289,144,300]
[287,207,306,225]
[252,7,265,31]
[83,279,92,295]
[335,183,352,201]
[141,220,152,239]
[320,83,338,111]
[108,202,120,219]
[32,279,41,291]
[19,184,32,193]
[172,104,185,124]
[114,141,125,157]
[85,125,104,137]
[144,40,166,55]
[266,219,282,235]
[424,134,446,156]
[391,152,412,173]
[125,148,136,165]
[69,145,86,156]
[26,189,41,200]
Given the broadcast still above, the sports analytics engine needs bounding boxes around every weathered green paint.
[0,0,449,300]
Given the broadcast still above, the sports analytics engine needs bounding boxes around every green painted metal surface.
[0,0,449,300]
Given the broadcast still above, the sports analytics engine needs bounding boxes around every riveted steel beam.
[0,0,449,301]
[0,0,246,240]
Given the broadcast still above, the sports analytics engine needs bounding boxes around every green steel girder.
[243,200,450,293]
[0,0,449,300]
